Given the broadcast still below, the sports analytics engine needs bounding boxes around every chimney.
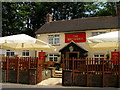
[116,7,120,16]
[46,13,52,22]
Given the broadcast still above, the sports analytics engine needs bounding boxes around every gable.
[59,42,88,53]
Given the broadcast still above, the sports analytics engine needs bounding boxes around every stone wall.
[42,70,51,80]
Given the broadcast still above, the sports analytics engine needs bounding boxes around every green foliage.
[2,2,118,37]
[2,2,35,37]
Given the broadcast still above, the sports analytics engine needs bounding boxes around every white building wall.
[36,29,118,59]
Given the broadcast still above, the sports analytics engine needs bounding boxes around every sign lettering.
[65,33,86,43]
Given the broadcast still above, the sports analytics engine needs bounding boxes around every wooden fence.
[62,58,120,87]
[2,57,43,84]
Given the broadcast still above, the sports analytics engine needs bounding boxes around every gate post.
[16,57,20,83]
[62,58,65,86]
[6,57,9,82]
[28,57,30,84]
[102,58,104,87]
[118,57,120,87]
[86,58,88,86]
[72,58,75,86]
[36,57,42,84]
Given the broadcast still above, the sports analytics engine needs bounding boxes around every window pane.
[54,54,58,56]
[11,52,14,56]
[22,52,25,56]
[49,54,53,56]
[55,38,59,44]
[92,32,106,36]
[49,38,53,44]
[54,57,57,61]
[6,52,10,56]
[100,55,104,57]
[48,35,53,37]
[49,57,53,61]
[6,50,14,56]
[26,52,29,56]
[94,55,99,57]
[22,51,29,56]
[55,35,59,37]
[48,34,60,45]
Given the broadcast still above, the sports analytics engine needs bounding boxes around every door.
[67,52,79,59]
[69,53,78,58]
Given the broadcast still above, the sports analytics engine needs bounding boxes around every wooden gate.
[62,58,120,87]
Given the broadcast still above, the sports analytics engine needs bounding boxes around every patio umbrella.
[87,31,120,50]
[0,34,56,51]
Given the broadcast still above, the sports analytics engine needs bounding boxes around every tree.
[2,2,35,37]
[2,2,118,37]
[93,2,120,16]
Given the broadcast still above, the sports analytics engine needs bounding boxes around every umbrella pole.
[35,51,37,57]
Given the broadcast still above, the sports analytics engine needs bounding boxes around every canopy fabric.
[87,42,120,50]
[0,34,56,51]
[87,31,120,50]
[87,31,120,43]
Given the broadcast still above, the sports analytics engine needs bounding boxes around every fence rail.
[62,58,120,87]
[2,57,39,70]
[2,57,42,84]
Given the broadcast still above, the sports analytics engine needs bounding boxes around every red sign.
[65,33,86,43]
[38,52,46,63]
[111,52,120,59]
[111,52,120,64]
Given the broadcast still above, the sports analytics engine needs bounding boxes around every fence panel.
[62,58,119,87]
[2,57,42,84]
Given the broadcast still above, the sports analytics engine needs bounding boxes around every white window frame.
[22,50,29,57]
[6,50,14,57]
[93,54,105,64]
[92,31,106,36]
[94,54,105,60]
[48,34,60,45]
[48,54,58,62]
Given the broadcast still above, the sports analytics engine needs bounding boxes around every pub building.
[35,13,120,63]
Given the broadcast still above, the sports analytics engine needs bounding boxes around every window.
[94,54,105,64]
[94,54,104,60]
[6,50,14,57]
[92,32,106,36]
[22,50,29,57]
[48,54,58,61]
[48,34,60,45]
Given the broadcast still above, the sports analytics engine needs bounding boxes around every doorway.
[69,52,78,58]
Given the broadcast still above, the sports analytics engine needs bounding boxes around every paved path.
[37,78,62,86]
[1,78,120,89]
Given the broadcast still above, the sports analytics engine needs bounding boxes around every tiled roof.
[36,16,120,34]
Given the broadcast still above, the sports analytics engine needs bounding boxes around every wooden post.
[36,57,39,84]
[102,58,104,87]
[86,58,88,86]
[16,57,20,83]
[72,57,75,86]
[62,58,65,85]
[118,57,120,87]
[6,57,9,82]
[28,57,30,84]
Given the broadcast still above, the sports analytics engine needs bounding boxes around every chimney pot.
[46,13,52,22]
